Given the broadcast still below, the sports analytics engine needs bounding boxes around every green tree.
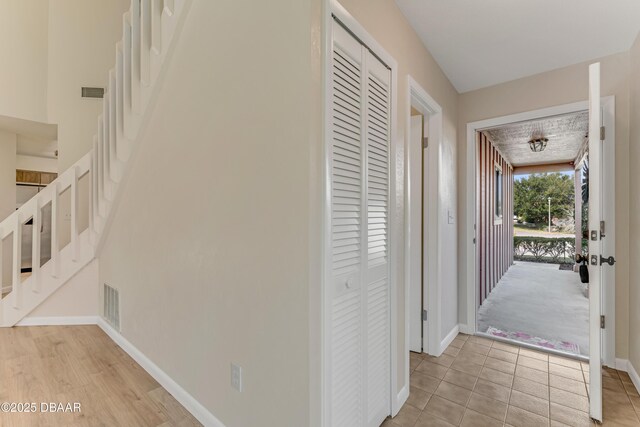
[514,173,574,224]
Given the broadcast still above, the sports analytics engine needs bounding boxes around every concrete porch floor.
[477,261,589,357]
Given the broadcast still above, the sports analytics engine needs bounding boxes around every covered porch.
[477,261,589,357]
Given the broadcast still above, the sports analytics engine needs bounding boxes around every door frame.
[321,0,402,422]
[405,76,442,359]
[463,98,616,366]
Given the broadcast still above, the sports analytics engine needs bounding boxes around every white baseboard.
[440,324,460,354]
[393,385,409,417]
[626,360,640,396]
[458,323,474,335]
[16,316,100,326]
[97,318,225,427]
[616,358,629,372]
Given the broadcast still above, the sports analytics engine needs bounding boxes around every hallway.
[477,262,589,357]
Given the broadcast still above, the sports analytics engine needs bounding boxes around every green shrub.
[513,236,575,264]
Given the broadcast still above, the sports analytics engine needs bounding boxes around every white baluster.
[12,218,21,309]
[140,0,152,87]
[71,166,79,262]
[103,110,113,201]
[109,70,122,182]
[122,13,136,139]
[97,117,106,215]
[131,0,142,113]
[51,183,60,279]
[102,96,112,190]
[151,0,163,55]
[116,43,131,162]
[32,198,41,292]
[89,148,95,243]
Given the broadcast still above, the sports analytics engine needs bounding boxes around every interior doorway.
[406,77,442,360]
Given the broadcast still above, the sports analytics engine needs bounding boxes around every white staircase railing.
[0,0,189,327]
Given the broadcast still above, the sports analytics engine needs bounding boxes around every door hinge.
[600,126,605,141]
[600,221,606,239]
[423,137,429,149]
[422,310,428,321]
[600,315,605,329]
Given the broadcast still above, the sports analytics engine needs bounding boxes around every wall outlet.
[231,363,242,392]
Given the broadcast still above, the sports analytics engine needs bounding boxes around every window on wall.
[495,163,503,224]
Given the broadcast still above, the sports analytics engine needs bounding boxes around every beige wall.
[458,52,631,358]
[98,0,317,425]
[47,0,130,172]
[0,0,49,122]
[338,0,460,393]
[628,33,640,371]
[0,131,17,288]
[0,131,17,221]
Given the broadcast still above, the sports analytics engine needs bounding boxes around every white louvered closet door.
[328,19,391,427]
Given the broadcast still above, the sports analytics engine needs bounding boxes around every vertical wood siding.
[477,132,514,307]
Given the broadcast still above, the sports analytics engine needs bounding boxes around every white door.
[422,134,429,351]
[326,19,391,427]
[409,115,423,353]
[588,61,613,422]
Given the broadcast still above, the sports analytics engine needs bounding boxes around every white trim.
[627,360,640,395]
[464,98,616,367]
[323,0,401,422]
[97,318,225,427]
[458,323,473,335]
[405,75,443,365]
[16,316,100,326]
[439,324,459,354]
[616,358,630,372]
[395,385,409,414]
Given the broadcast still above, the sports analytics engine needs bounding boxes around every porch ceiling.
[482,111,588,168]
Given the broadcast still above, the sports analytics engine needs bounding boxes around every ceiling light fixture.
[528,122,548,152]
[528,137,548,152]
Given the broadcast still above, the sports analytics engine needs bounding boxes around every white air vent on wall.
[104,283,120,331]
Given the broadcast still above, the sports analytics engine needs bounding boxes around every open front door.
[588,61,614,422]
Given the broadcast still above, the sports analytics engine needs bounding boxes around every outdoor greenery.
[514,173,574,224]
[513,236,585,264]
[581,161,589,239]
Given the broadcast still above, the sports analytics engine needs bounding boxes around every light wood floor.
[0,325,202,427]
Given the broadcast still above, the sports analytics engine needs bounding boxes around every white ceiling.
[395,0,640,93]
[483,111,588,167]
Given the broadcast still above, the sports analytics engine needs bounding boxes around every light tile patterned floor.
[383,333,640,427]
